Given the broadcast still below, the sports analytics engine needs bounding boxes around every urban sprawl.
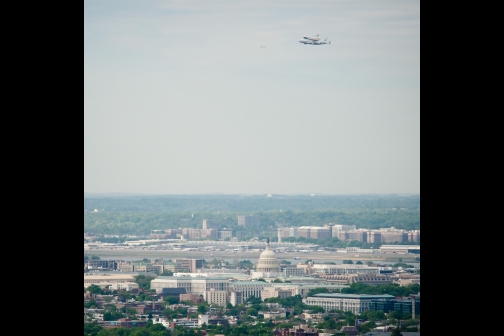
[84,216,420,336]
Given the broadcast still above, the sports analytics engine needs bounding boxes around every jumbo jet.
[299,37,330,45]
[303,34,320,41]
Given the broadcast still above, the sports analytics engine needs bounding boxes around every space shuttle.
[303,34,320,41]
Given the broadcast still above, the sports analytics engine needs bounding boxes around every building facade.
[203,289,227,306]
[202,219,219,230]
[303,293,395,314]
[229,281,270,300]
[261,286,293,300]
[238,215,260,227]
[151,276,230,296]
[175,259,203,273]
[229,290,243,306]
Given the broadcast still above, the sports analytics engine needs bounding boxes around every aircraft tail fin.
[316,34,319,37]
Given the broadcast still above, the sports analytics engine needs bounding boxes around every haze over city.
[84,0,420,195]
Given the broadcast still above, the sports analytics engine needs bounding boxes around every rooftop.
[310,293,395,299]
[153,276,230,281]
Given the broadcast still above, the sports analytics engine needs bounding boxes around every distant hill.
[84,194,420,213]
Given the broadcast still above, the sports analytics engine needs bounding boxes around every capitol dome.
[256,238,280,273]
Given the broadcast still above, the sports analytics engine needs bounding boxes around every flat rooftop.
[310,293,395,299]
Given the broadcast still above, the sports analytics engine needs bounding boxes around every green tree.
[86,284,104,295]
[84,299,100,309]
[197,304,208,314]
[84,323,102,335]
[309,306,324,313]
[134,274,155,290]
[306,288,330,296]
[102,311,125,321]
[237,260,254,269]
[163,296,179,305]
[391,327,403,336]
[246,307,258,316]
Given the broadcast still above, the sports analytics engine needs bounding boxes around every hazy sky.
[84,0,420,195]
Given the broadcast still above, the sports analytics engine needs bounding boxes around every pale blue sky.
[84,0,420,195]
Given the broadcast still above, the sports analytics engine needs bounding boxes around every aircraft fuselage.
[299,39,329,45]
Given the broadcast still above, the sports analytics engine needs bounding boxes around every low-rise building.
[174,259,203,273]
[87,260,118,270]
[303,293,395,314]
[170,318,198,328]
[280,265,305,277]
[117,263,134,272]
[262,311,286,319]
[380,245,420,254]
[323,274,393,285]
[308,264,380,275]
[261,286,293,300]
[103,318,147,329]
[280,326,319,336]
[110,282,139,291]
[228,281,270,301]
[84,274,136,288]
[369,295,420,318]
[151,276,229,295]
[180,293,204,304]
[339,325,359,335]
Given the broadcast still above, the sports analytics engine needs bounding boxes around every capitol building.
[251,238,283,279]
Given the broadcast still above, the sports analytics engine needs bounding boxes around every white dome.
[256,240,280,273]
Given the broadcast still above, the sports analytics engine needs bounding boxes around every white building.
[261,286,292,299]
[251,238,283,279]
[109,282,139,291]
[229,281,270,300]
[153,318,171,329]
[84,274,136,288]
[303,293,395,314]
[310,264,380,275]
[380,245,420,254]
[262,311,286,319]
[267,283,349,298]
[198,314,209,327]
[151,276,229,295]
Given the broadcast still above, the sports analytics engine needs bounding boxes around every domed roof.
[259,246,277,259]
[256,238,280,273]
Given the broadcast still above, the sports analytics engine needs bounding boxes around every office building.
[303,293,395,314]
[203,288,227,306]
[202,219,219,230]
[238,215,260,227]
[174,259,203,273]
[151,276,229,296]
